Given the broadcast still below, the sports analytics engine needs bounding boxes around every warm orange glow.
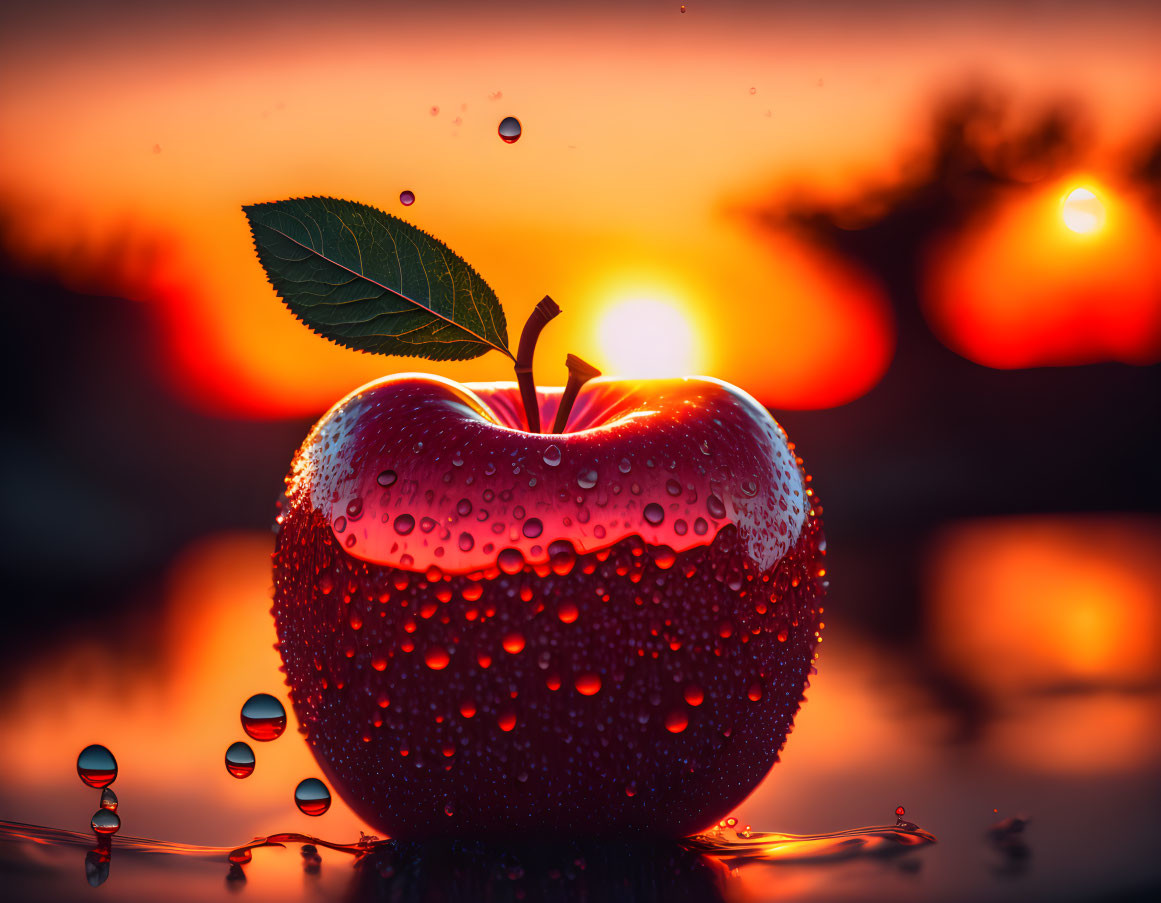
[924,180,1161,368]
[926,516,1161,693]
[596,296,699,377]
[1061,186,1105,234]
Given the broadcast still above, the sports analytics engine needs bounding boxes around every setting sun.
[596,297,699,378]
[1061,186,1106,234]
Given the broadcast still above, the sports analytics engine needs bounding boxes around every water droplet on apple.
[574,672,602,695]
[225,741,256,778]
[577,468,598,489]
[664,710,689,733]
[241,694,287,741]
[228,848,252,865]
[707,495,726,518]
[399,190,415,206]
[459,532,474,552]
[497,709,517,731]
[497,547,524,574]
[542,445,561,467]
[77,745,117,788]
[643,503,665,525]
[425,646,451,670]
[666,479,682,496]
[333,515,347,532]
[457,498,472,516]
[522,518,543,538]
[394,514,415,535]
[294,778,331,816]
[377,469,397,487]
[694,517,708,535]
[498,116,522,143]
[91,809,120,835]
[99,788,118,811]
[618,457,632,474]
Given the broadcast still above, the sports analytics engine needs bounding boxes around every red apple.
[272,374,825,838]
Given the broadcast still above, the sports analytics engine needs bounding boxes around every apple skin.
[272,374,825,838]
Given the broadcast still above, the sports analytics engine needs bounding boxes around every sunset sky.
[2,0,1160,416]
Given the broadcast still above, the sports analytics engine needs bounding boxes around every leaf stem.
[514,296,561,433]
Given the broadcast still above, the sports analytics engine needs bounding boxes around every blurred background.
[1,2,1159,901]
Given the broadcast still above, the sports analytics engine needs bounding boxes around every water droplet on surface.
[574,672,602,696]
[707,495,726,518]
[294,778,331,816]
[577,468,598,489]
[77,745,117,788]
[497,547,524,574]
[456,498,472,516]
[399,190,415,206]
[741,478,758,497]
[425,646,451,670]
[241,694,287,742]
[643,503,665,525]
[664,710,689,733]
[542,445,561,467]
[498,116,522,143]
[225,741,256,778]
[394,513,416,535]
[458,532,475,552]
[666,479,683,496]
[91,809,120,835]
[522,517,543,539]
[377,469,397,487]
[618,457,632,474]
[895,806,906,818]
[99,788,118,811]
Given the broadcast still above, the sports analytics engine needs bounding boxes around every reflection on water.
[0,818,936,903]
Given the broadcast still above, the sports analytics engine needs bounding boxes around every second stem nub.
[513,296,600,434]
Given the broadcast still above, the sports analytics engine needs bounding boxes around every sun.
[596,297,699,378]
[1060,186,1106,235]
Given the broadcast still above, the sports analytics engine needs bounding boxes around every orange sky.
[2,2,1159,416]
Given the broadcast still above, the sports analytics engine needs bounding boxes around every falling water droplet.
[895,806,906,818]
[399,190,415,206]
[77,745,118,788]
[643,503,665,525]
[241,694,287,742]
[91,809,121,835]
[294,778,332,816]
[99,788,118,811]
[377,469,397,487]
[542,445,562,467]
[225,741,256,778]
[498,116,522,143]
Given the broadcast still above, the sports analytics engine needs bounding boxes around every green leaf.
[243,196,511,361]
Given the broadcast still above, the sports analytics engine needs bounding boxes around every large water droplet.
[241,694,287,742]
[225,741,256,778]
[91,809,121,835]
[77,745,117,788]
[424,646,451,670]
[99,788,118,811]
[502,632,525,654]
[294,778,332,816]
[542,445,561,467]
[643,503,665,525]
[498,116,522,143]
[377,469,397,487]
[399,190,415,206]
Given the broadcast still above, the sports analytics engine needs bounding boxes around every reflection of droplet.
[100,788,118,811]
[399,190,415,206]
[91,809,121,835]
[498,116,522,143]
[241,694,287,742]
[225,741,256,778]
[542,445,562,467]
[295,778,332,816]
[77,745,117,788]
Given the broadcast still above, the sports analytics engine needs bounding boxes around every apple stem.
[552,354,601,433]
[514,296,561,433]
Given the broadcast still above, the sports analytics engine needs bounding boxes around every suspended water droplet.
[377,469,397,487]
[77,745,117,788]
[548,540,577,575]
[542,445,562,467]
[664,710,689,733]
[577,468,598,489]
[394,513,415,535]
[498,116,522,143]
[522,517,543,538]
[643,503,665,525]
[99,788,118,811]
[574,672,602,696]
[741,478,758,497]
[241,694,287,742]
[225,741,256,778]
[425,646,451,670]
[399,190,415,206]
[895,806,906,818]
[294,778,331,816]
[91,809,121,835]
[694,517,709,535]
